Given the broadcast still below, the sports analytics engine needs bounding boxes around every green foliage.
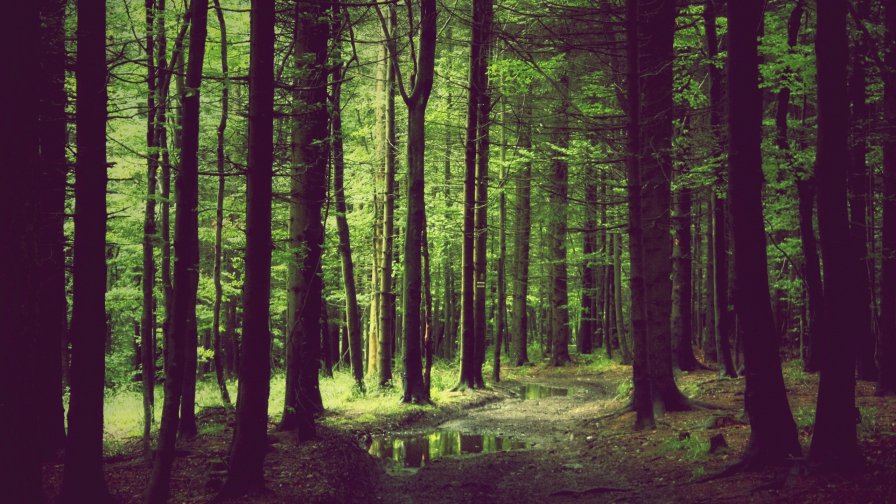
[660,434,710,461]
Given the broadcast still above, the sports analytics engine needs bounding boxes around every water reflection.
[519,384,569,399]
[368,431,529,468]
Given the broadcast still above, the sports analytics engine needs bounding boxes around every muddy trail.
[372,369,632,503]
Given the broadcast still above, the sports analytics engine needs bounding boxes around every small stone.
[678,431,691,441]
[708,433,728,454]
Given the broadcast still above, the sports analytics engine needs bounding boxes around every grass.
[782,360,811,385]
[793,406,815,430]
[660,433,710,461]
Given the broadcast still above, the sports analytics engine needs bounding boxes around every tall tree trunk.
[727,0,801,466]
[378,7,397,388]
[549,70,572,367]
[218,0,274,495]
[881,0,896,396]
[472,0,493,386]
[1,2,44,500]
[494,121,507,381]
[210,0,232,407]
[626,0,655,430]
[145,0,207,499]
[513,98,533,366]
[423,211,435,396]
[672,175,697,371]
[141,0,159,454]
[61,0,112,500]
[580,167,598,355]
[458,0,489,388]
[281,0,327,437]
[36,0,68,458]
[331,8,365,391]
[810,0,862,470]
[642,0,688,411]
[850,0,877,381]
[614,234,631,363]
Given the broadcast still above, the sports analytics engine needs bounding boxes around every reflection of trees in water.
[368,431,528,467]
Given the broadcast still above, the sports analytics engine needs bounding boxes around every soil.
[41,361,896,503]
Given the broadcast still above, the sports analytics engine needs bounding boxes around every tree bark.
[145,0,207,499]
[549,70,572,367]
[580,167,598,355]
[331,7,365,391]
[627,0,655,430]
[810,0,863,470]
[513,98,533,367]
[281,0,327,437]
[218,0,274,495]
[378,6,397,388]
[672,175,697,371]
[727,0,801,466]
[61,0,112,500]
[36,0,68,458]
[641,0,688,411]
[881,0,896,396]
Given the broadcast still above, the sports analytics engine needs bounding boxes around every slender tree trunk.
[61,0,112,500]
[423,211,435,396]
[494,128,507,381]
[281,0,327,437]
[850,0,877,381]
[210,0,232,407]
[627,0,655,430]
[810,0,862,470]
[513,98,533,366]
[672,177,697,371]
[727,0,801,466]
[331,10,365,391]
[549,70,572,367]
[581,168,598,355]
[614,234,631,363]
[378,7,397,388]
[36,0,68,458]
[145,0,207,500]
[218,0,274,495]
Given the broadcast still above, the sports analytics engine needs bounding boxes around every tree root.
[549,486,629,498]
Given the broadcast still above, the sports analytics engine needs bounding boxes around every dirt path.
[374,368,636,503]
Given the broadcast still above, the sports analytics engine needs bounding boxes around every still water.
[368,431,529,468]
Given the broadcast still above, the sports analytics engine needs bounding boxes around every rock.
[708,433,728,454]
[678,431,691,441]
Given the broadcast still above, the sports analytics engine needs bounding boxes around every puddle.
[367,431,529,468]
[519,384,569,399]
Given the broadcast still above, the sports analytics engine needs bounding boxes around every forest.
[2,0,896,502]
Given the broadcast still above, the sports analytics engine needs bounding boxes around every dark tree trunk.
[672,177,697,371]
[494,127,507,381]
[393,0,436,404]
[141,0,159,454]
[61,0,112,500]
[145,0,207,500]
[810,0,863,470]
[727,0,801,466]
[458,0,489,388]
[210,0,232,407]
[849,0,877,381]
[281,0,326,437]
[423,211,435,396]
[513,99,533,366]
[378,7,397,388]
[321,303,333,378]
[881,0,896,396]
[614,234,631,364]
[580,169,598,355]
[627,0,655,430]
[331,8,365,391]
[0,2,44,500]
[642,0,688,411]
[36,0,68,458]
[549,71,571,367]
[218,0,274,495]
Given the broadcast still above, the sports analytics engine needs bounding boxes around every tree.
[378,5,397,389]
[727,0,801,467]
[810,0,862,471]
[281,0,328,436]
[0,2,44,501]
[145,0,208,499]
[549,69,572,367]
[512,97,533,367]
[331,4,365,392]
[61,0,112,500]
[641,0,689,411]
[217,0,275,495]
[627,0,655,431]
[36,0,68,458]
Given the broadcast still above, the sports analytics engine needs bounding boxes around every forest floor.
[41,356,896,503]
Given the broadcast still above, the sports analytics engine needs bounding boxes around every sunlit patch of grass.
[782,360,811,385]
[690,465,706,481]
[614,377,633,402]
[859,406,879,438]
[660,433,709,461]
[793,406,815,430]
